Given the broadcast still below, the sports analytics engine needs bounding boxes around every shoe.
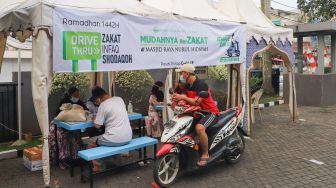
[197,156,210,167]
[59,162,67,170]
[92,160,106,172]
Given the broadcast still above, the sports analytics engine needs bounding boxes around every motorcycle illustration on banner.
[226,34,240,57]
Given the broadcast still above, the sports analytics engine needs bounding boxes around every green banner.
[63,31,101,72]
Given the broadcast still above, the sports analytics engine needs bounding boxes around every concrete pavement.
[1,104,336,188]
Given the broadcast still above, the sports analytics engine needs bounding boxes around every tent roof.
[46,0,165,15]
[0,0,293,43]
[0,0,244,33]
[0,0,168,32]
[212,0,293,43]
[141,0,243,23]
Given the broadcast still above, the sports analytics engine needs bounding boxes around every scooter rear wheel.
[153,153,180,187]
[225,130,245,164]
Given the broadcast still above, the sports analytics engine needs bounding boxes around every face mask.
[180,75,187,84]
[70,97,79,103]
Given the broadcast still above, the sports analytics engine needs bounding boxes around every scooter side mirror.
[198,91,209,98]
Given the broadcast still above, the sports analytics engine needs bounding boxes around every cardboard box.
[23,147,42,161]
[23,156,42,171]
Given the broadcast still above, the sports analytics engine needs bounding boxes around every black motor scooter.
[153,91,245,187]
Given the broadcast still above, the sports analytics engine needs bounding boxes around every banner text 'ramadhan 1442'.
[53,8,246,73]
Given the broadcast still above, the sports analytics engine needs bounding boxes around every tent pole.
[18,48,22,140]
[292,72,296,122]
[107,71,116,96]
[94,73,98,85]
[108,72,112,96]
[229,65,233,108]
[11,48,25,146]
[112,72,116,96]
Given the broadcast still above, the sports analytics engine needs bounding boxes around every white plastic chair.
[251,89,264,124]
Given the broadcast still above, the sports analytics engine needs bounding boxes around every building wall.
[0,52,32,82]
[321,74,336,106]
[271,9,302,26]
[284,74,336,106]
[0,51,40,135]
[12,72,41,135]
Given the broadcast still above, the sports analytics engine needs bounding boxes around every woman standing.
[145,81,164,138]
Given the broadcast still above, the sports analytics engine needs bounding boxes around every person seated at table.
[145,81,164,138]
[49,86,89,169]
[85,97,105,137]
[86,96,99,115]
[55,86,89,115]
[87,86,133,171]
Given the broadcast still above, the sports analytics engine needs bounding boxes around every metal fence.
[0,83,17,142]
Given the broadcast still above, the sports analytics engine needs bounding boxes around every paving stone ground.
[1,104,336,188]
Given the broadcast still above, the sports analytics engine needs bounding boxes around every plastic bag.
[54,103,87,122]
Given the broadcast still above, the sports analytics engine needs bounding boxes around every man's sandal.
[197,157,210,167]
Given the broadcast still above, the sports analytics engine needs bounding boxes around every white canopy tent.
[0,0,168,31]
[0,0,247,187]
[140,0,243,23]
[211,0,298,134]
[143,0,298,134]
[141,0,293,43]
[211,0,293,44]
[0,1,169,186]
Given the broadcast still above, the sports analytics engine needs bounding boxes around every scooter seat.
[209,110,236,129]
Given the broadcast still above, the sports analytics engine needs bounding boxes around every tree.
[115,70,154,90]
[50,73,90,95]
[298,0,336,22]
[115,70,154,113]
[262,52,274,95]
[260,0,274,95]
[208,65,228,81]
[207,65,228,111]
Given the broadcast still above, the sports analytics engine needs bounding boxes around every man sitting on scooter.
[173,64,220,166]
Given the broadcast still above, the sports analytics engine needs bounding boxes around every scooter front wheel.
[153,153,180,187]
